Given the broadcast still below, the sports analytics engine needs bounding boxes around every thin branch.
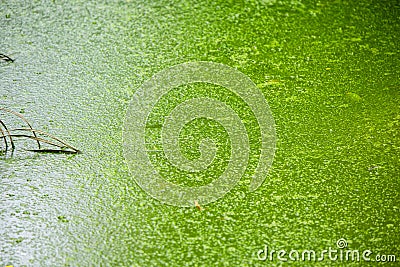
[0,118,15,150]
[11,128,80,153]
[0,121,8,151]
[26,149,80,154]
[0,108,81,155]
[2,134,66,149]
[2,133,80,154]
[0,107,41,149]
[0,53,14,62]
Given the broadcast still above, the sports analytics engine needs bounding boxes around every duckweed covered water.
[1,0,399,266]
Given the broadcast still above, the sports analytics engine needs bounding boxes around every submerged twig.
[26,149,80,154]
[3,134,69,150]
[11,128,80,153]
[0,107,40,149]
[0,108,80,154]
[0,53,14,62]
[0,120,9,151]
[0,119,15,150]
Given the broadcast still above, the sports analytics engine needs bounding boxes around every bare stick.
[26,149,80,154]
[0,107,41,149]
[0,53,14,62]
[4,134,66,148]
[0,118,15,150]
[0,121,8,151]
[11,128,80,153]
[3,134,80,153]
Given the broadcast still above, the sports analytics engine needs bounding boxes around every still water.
[1,0,399,266]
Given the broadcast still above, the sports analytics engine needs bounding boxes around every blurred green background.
[1,0,399,266]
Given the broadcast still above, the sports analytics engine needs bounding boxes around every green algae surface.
[1,0,399,266]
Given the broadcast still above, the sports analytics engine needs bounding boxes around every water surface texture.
[1,0,399,266]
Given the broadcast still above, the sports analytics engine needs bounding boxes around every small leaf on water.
[194,200,203,211]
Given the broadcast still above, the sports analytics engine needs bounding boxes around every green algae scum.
[1,0,399,266]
